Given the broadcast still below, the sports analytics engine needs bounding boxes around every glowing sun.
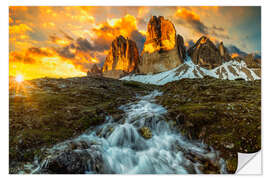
[15,75,24,83]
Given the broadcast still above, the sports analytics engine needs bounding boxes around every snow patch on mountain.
[121,57,260,85]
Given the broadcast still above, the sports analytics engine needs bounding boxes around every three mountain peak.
[91,16,238,79]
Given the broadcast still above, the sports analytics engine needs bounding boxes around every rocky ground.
[9,76,261,174]
[156,76,261,173]
[9,76,157,173]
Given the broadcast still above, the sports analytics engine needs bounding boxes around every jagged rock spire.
[102,35,139,79]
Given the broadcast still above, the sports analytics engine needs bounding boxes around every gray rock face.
[177,34,186,62]
[188,36,231,69]
[218,41,231,62]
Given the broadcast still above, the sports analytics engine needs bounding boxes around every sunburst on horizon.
[15,74,24,83]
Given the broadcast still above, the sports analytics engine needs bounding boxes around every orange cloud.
[10,47,54,65]
[10,51,35,64]
[137,7,150,18]
[42,22,55,28]
[174,7,229,45]
[9,17,14,24]
[91,14,145,53]
[174,8,209,36]
[175,8,200,21]
[93,14,138,42]
[67,8,95,24]
[48,35,102,72]
[9,23,32,36]
[50,35,71,46]
[9,23,34,51]
[9,29,105,80]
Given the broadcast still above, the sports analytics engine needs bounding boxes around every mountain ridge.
[93,16,260,83]
[121,56,260,85]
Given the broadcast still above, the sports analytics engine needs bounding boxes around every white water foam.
[24,90,227,174]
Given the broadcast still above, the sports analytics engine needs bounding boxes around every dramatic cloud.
[9,6,261,80]
[174,8,209,35]
[27,47,53,57]
[210,30,230,40]
[51,36,102,72]
[92,15,141,42]
[226,45,248,57]
[10,51,36,64]
[91,14,146,52]
[55,45,75,59]
[10,47,54,64]
[212,25,225,32]
[76,38,93,52]
[172,7,233,48]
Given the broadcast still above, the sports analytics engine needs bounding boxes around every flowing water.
[23,90,227,174]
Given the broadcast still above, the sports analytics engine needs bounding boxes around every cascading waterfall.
[23,90,227,174]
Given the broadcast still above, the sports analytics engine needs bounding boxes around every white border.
[1,0,269,180]
[5,0,264,6]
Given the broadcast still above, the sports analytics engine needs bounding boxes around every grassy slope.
[9,76,157,171]
[9,76,261,174]
[157,76,261,173]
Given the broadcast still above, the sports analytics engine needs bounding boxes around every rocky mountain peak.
[143,16,176,53]
[188,36,224,69]
[87,64,102,76]
[218,41,231,61]
[198,36,208,44]
[198,36,216,48]
[176,34,186,61]
[102,35,139,79]
[138,16,185,74]
[219,41,225,56]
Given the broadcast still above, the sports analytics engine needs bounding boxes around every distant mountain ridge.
[121,56,260,85]
[93,15,261,83]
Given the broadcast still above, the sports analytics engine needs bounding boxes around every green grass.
[9,77,156,169]
[157,77,261,173]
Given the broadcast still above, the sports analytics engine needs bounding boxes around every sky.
[9,6,261,80]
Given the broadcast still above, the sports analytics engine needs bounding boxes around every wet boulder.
[139,127,152,139]
[42,148,104,174]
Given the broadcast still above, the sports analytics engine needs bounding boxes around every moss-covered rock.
[157,77,261,173]
[139,127,152,139]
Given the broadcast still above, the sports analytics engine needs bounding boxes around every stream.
[22,90,227,174]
